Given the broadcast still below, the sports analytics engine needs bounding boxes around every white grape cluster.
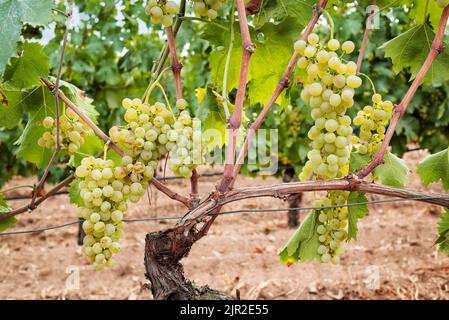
[353,93,393,154]
[75,157,128,270]
[38,109,89,155]
[295,34,361,181]
[168,110,205,178]
[145,0,179,27]
[191,0,226,19]
[109,97,178,182]
[74,97,206,269]
[314,191,348,264]
[294,33,361,263]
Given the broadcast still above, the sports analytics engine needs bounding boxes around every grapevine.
[1,0,449,301]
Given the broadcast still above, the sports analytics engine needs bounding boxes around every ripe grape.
[38,111,90,155]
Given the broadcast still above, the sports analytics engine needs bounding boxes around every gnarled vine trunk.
[144,229,233,300]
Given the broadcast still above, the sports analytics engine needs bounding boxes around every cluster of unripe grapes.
[192,0,226,19]
[38,109,89,155]
[294,33,362,263]
[75,157,129,270]
[353,94,393,154]
[295,33,360,181]
[314,191,348,264]
[145,0,179,27]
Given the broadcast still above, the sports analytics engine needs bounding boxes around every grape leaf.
[381,24,449,84]
[0,1,21,75]
[347,192,369,240]
[409,0,443,30]
[0,192,16,232]
[15,87,57,168]
[72,133,103,167]
[253,0,314,29]
[58,79,99,122]
[373,152,409,187]
[195,87,227,150]
[349,150,370,173]
[0,84,39,129]
[417,148,449,191]
[205,18,296,109]
[0,0,53,73]
[279,210,320,264]
[436,209,449,255]
[3,42,50,89]
[68,179,83,206]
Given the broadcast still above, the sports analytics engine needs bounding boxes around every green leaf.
[349,150,370,173]
[436,209,449,254]
[68,179,83,206]
[0,84,38,129]
[72,133,103,167]
[347,192,369,240]
[0,192,16,232]
[381,24,449,84]
[254,0,314,29]
[205,18,296,108]
[409,0,443,30]
[4,42,50,89]
[58,80,99,122]
[195,87,227,149]
[0,0,53,73]
[279,210,320,264]
[373,152,409,187]
[15,86,56,168]
[417,148,449,191]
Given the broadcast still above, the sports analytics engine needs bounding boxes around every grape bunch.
[38,109,89,155]
[353,94,393,154]
[314,191,348,264]
[294,33,361,181]
[168,108,206,178]
[294,33,362,263]
[191,0,226,19]
[109,97,178,182]
[145,0,179,27]
[75,157,130,270]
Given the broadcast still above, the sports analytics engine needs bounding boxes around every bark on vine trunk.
[144,228,233,300]
[287,194,302,229]
[282,166,302,228]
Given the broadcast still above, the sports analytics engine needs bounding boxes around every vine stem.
[356,0,377,74]
[151,0,187,90]
[323,10,334,39]
[218,0,255,192]
[357,4,449,179]
[178,16,229,31]
[222,0,236,121]
[230,0,329,189]
[358,72,376,94]
[166,26,183,100]
[143,66,171,104]
[178,177,449,230]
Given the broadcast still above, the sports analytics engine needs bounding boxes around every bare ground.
[0,150,448,300]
